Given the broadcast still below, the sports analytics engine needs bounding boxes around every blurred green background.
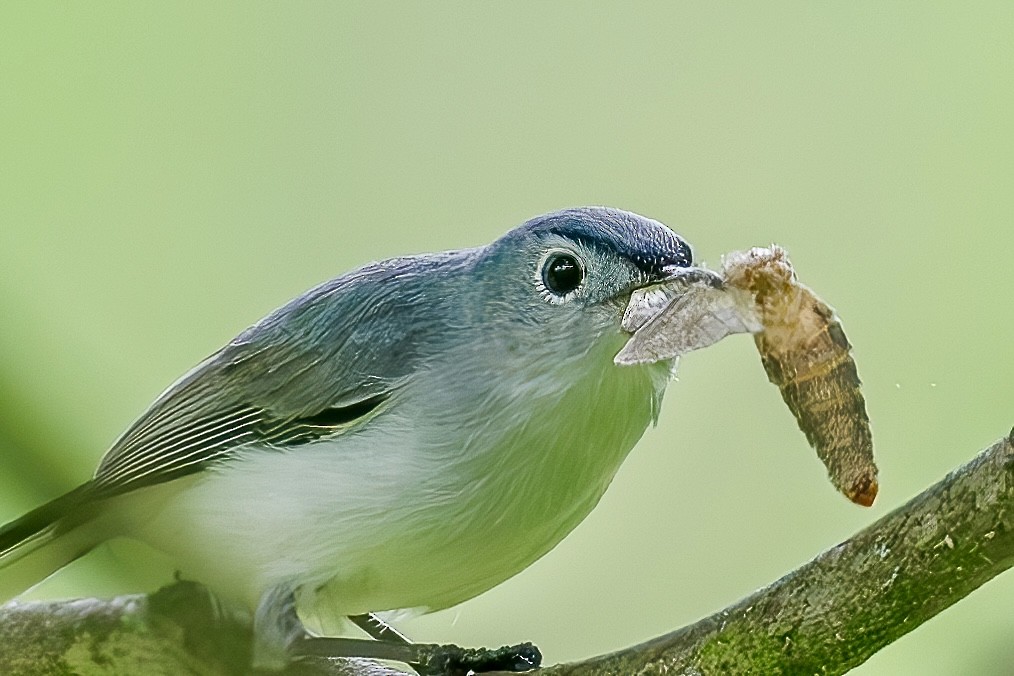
[1,2,1012,673]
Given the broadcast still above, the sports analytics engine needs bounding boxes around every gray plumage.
[0,206,694,669]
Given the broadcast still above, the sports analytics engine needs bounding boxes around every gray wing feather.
[93,256,455,495]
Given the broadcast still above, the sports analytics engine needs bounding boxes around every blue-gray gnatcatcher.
[0,207,696,672]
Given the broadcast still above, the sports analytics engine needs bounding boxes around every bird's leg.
[252,585,308,670]
[255,586,540,674]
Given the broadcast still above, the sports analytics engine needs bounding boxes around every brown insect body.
[723,247,878,506]
[617,245,879,507]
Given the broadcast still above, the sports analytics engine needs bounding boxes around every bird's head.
[473,207,695,357]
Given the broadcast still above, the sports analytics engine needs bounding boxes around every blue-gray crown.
[517,207,692,281]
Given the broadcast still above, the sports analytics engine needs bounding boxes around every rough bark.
[2,430,1011,676]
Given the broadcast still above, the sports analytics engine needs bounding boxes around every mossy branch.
[2,430,1011,675]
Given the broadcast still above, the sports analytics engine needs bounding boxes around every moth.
[617,246,878,507]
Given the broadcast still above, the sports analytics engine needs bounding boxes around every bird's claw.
[413,641,542,675]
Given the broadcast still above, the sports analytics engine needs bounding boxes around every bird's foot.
[293,636,541,675]
[412,641,542,675]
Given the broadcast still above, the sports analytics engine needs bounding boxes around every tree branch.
[2,430,1011,675]
[545,428,1014,675]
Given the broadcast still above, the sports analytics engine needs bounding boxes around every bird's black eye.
[542,252,584,296]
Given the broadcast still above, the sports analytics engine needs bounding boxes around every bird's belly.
[128,358,667,623]
[305,357,665,619]
[303,427,640,623]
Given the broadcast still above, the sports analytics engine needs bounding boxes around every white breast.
[125,335,674,628]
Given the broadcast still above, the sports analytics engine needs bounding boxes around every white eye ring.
[536,249,586,304]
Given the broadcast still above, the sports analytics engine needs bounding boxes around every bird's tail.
[0,485,101,602]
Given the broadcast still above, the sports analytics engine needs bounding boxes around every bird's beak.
[654,265,724,289]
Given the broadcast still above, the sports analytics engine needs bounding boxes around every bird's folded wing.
[92,264,429,497]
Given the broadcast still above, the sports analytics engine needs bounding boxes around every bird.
[0,206,694,672]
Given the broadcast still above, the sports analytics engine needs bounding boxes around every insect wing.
[616,285,760,365]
